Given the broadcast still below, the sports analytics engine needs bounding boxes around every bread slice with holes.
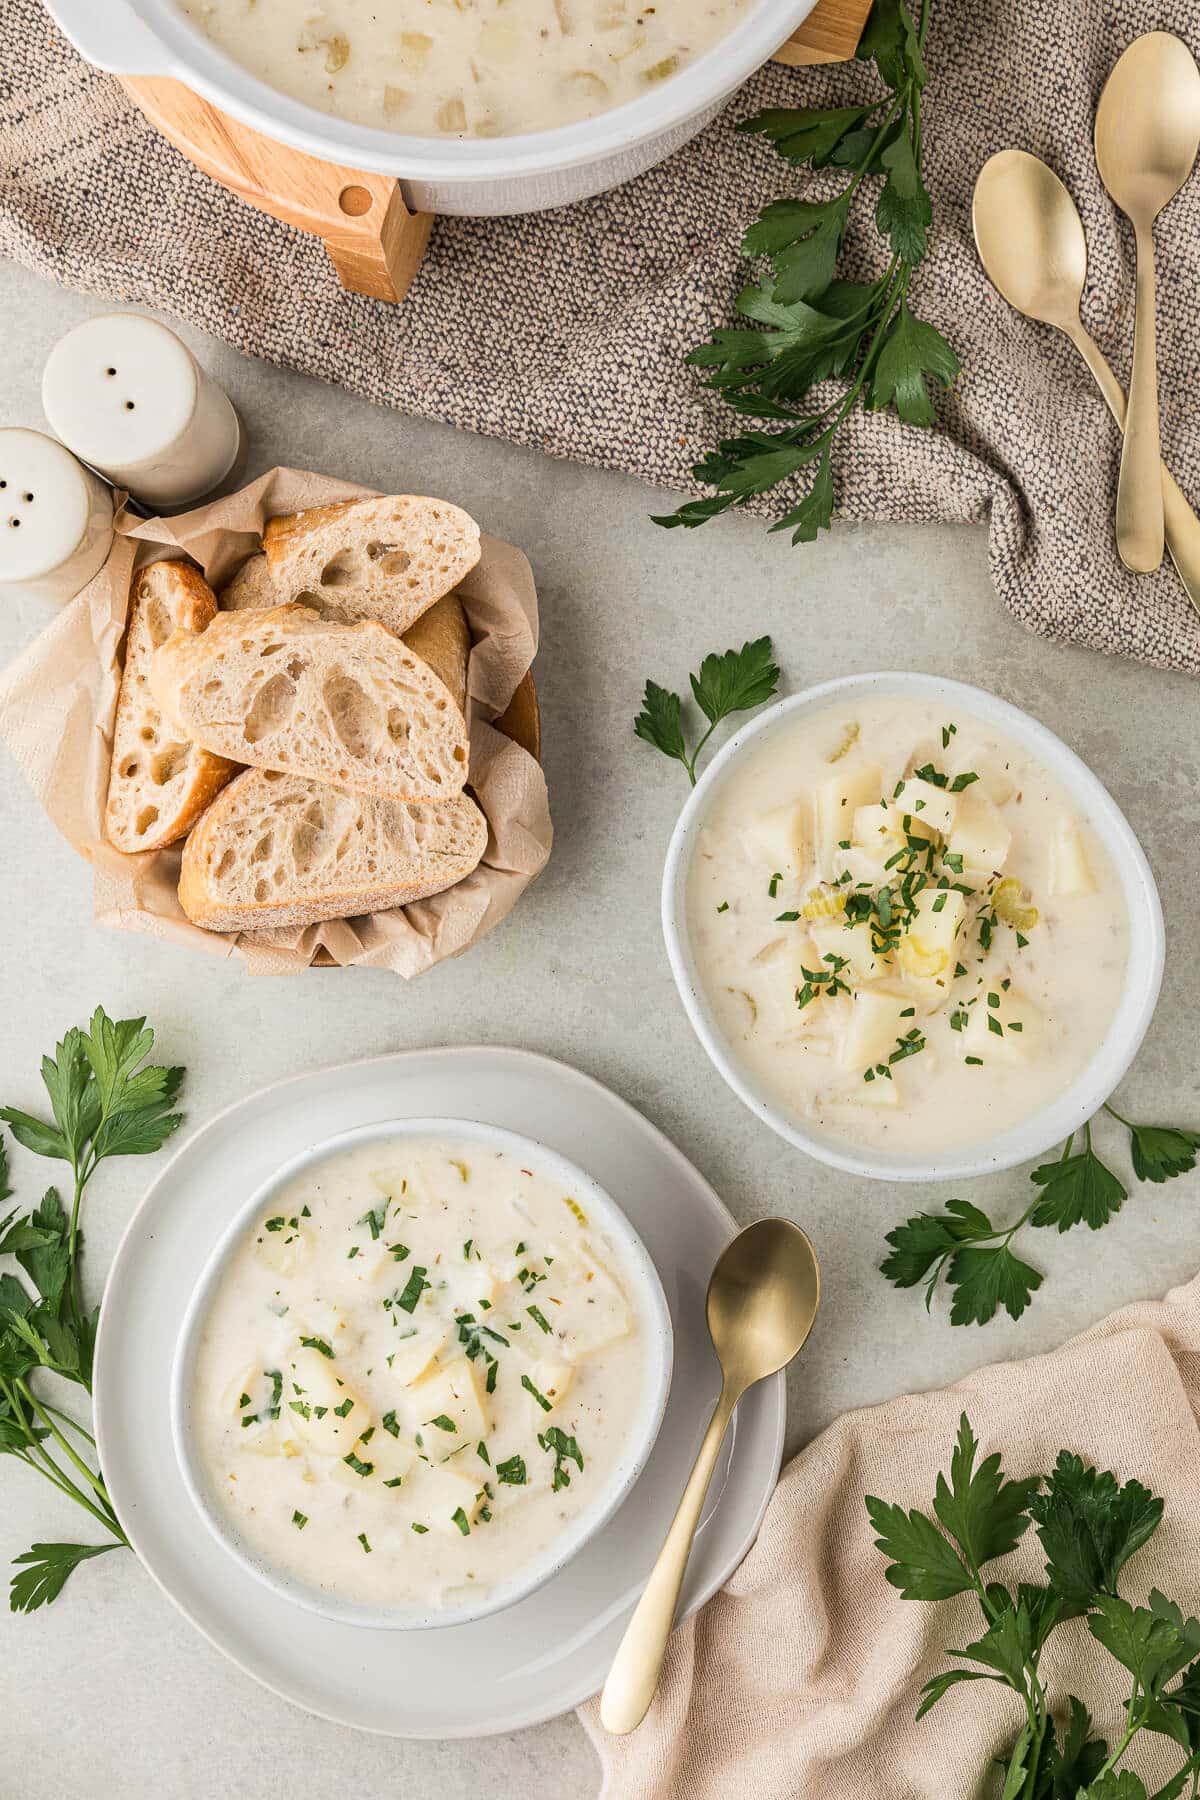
[104,561,238,853]
[149,602,470,803]
[263,495,480,636]
[219,561,472,716]
[179,768,488,932]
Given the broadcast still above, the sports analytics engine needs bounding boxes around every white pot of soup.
[42,0,818,215]
[172,1119,673,1629]
[663,673,1164,1183]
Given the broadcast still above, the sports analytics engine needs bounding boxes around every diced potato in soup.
[176,0,756,138]
[685,698,1128,1153]
[191,1137,644,1611]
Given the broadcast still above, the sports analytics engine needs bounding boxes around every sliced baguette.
[219,556,471,716]
[105,561,238,853]
[179,767,488,932]
[263,495,480,636]
[150,602,469,803]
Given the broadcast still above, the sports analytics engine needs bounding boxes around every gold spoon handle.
[600,1383,739,1735]
[1068,322,1200,614]
[1117,218,1166,572]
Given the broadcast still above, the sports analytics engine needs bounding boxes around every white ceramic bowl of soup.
[42,0,818,215]
[663,673,1164,1183]
[172,1117,673,1630]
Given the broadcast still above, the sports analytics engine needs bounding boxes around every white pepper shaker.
[0,428,114,606]
[41,313,242,509]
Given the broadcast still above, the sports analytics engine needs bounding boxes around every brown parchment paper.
[0,468,552,976]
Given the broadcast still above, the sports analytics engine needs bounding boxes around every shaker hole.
[124,400,135,411]
[21,492,33,503]
[105,367,116,377]
[8,518,20,529]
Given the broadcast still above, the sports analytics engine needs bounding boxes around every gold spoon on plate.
[972,148,1200,616]
[600,1217,820,1736]
[1094,32,1200,573]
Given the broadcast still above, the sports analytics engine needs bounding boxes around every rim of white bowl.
[662,672,1165,1184]
[171,1116,674,1631]
[58,0,817,181]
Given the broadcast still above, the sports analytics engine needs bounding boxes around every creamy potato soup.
[178,0,755,138]
[686,699,1129,1154]
[190,1135,645,1612]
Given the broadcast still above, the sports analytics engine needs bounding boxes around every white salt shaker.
[42,313,241,510]
[0,428,114,606]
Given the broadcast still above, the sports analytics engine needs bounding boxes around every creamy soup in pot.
[190,1135,646,1612]
[178,0,756,138]
[685,699,1130,1154]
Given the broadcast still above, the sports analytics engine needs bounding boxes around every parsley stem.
[1101,1101,1132,1130]
[16,1378,115,1513]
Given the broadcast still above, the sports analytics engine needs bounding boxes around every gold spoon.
[600,1218,820,1736]
[972,149,1200,616]
[1094,32,1200,574]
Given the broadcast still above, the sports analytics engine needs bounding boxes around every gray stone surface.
[0,260,1197,1799]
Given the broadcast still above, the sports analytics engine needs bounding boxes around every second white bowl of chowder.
[664,674,1163,1182]
[173,1120,672,1629]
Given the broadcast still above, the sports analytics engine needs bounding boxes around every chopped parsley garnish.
[411,1523,429,1534]
[343,1451,373,1477]
[387,1242,410,1261]
[359,1202,387,1240]
[527,1304,552,1335]
[497,1454,528,1485]
[426,1414,457,1433]
[521,1374,553,1413]
[264,1217,285,1233]
[299,1335,334,1359]
[716,900,730,913]
[381,1410,401,1438]
[538,1426,584,1493]
[768,872,782,898]
[393,1266,430,1314]
[357,1532,372,1553]
[477,1441,490,1464]
[292,1511,308,1530]
[333,1397,355,1418]
[451,1507,471,1537]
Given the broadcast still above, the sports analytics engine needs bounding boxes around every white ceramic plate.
[95,1046,785,1738]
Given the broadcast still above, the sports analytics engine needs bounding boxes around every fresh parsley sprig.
[635,636,781,783]
[868,1416,1200,1799]
[0,1009,184,1611]
[882,1105,1198,1329]
[655,0,958,546]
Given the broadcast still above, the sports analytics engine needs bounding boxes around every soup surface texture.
[178,0,755,138]
[685,698,1129,1155]
[190,1135,646,1612]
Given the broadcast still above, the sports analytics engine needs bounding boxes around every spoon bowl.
[707,1217,821,1389]
[972,150,1088,328]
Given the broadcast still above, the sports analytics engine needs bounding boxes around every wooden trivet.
[121,0,873,304]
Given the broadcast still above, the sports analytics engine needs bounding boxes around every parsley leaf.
[945,1243,1043,1327]
[1029,1139,1127,1233]
[1030,1453,1163,1605]
[932,1416,1040,1574]
[864,1494,974,1602]
[1104,1103,1200,1184]
[634,638,780,783]
[8,1541,120,1613]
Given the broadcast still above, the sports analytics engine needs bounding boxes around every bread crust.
[104,560,238,853]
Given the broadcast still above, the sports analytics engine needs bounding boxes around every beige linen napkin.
[580,1273,1200,1798]
[5,0,1200,670]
